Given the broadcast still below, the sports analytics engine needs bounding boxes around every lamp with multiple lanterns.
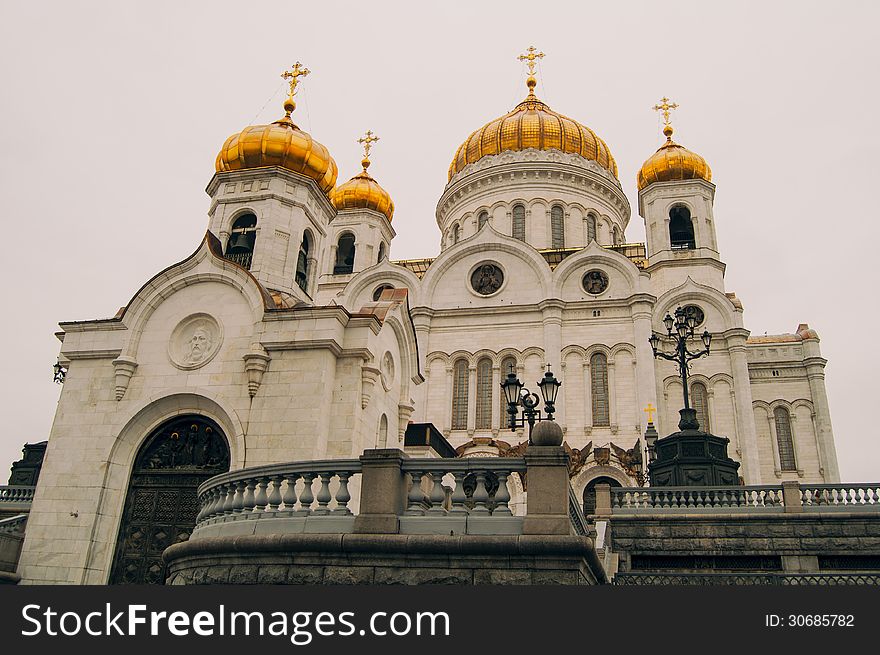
[649,306,711,430]
[501,363,561,441]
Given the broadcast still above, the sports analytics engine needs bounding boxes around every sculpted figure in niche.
[185,327,213,364]
[583,270,609,295]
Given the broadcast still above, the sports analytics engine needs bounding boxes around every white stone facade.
[19,126,838,585]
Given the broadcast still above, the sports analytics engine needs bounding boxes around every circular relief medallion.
[168,313,223,370]
[470,263,504,296]
[381,351,395,390]
[683,304,706,327]
[582,269,609,295]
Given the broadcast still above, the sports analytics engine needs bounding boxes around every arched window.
[512,204,526,241]
[691,382,710,432]
[586,214,597,243]
[551,205,565,248]
[475,358,493,430]
[377,242,387,263]
[774,407,797,471]
[478,211,489,230]
[295,231,312,293]
[500,356,517,429]
[334,233,356,274]
[451,359,469,430]
[669,205,696,250]
[590,352,610,427]
[378,414,388,448]
[372,284,394,301]
[583,476,622,516]
[452,224,461,244]
[224,213,257,269]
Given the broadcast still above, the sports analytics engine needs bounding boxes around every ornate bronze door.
[109,415,229,584]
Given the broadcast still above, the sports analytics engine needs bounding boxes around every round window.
[582,269,609,295]
[683,305,705,327]
[470,263,504,296]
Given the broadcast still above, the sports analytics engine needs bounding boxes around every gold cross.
[644,403,657,424]
[358,130,380,160]
[652,96,679,127]
[518,46,545,76]
[281,61,310,98]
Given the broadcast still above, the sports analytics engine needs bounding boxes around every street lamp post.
[501,363,561,443]
[649,306,711,430]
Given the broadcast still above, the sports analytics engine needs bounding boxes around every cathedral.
[14,51,839,584]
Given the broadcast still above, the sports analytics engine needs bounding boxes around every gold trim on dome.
[448,47,617,181]
[637,97,711,191]
[330,130,394,221]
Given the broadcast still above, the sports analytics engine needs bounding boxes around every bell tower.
[206,62,338,300]
[638,98,722,286]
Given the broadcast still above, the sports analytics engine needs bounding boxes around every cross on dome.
[280,61,311,119]
[518,46,545,97]
[652,96,679,139]
[357,130,380,171]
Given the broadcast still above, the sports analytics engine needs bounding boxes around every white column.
[583,359,593,434]
[443,365,453,435]
[804,357,840,481]
[608,358,618,433]
[632,304,659,434]
[492,365,501,434]
[727,331,761,483]
[467,365,477,435]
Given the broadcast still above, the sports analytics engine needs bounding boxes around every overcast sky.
[1,1,878,481]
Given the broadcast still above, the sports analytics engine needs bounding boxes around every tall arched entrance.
[109,415,229,584]
[582,476,622,517]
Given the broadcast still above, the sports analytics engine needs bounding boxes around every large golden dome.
[637,125,712,191]
[448,77,618,181]
[215,63,338,194]
[331,161,394,221]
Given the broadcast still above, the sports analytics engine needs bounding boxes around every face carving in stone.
[169,313,223,370]
[186,327,213,364]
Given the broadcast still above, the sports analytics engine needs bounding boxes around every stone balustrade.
[0,486,36,506]
[598,481,880,516]
[800,484,880,509]
[608,485,785,513]
[400,458,526,517]
[568,485,590,537]
[195,460,362,531]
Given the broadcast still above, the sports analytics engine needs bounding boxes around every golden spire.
[652,96,679,140]
[644,403,657,424]
[280,61,311,119]
[518,46,545,98]
[357,129,380,172]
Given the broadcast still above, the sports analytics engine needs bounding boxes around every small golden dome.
[637,125,712,191]
[331,159,394,221]
[448,89,618,181]
[215,62,338,194]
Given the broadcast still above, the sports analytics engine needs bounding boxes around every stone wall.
[609,512,880,574]
[164,533,604,586]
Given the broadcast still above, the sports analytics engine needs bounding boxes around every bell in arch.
[227,232,253,254]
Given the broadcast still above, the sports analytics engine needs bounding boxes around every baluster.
[222,483,236,516]
[254,477,270,514]
[721,489,731,508]
[267,476,283,514]
[313,473,333,515]
[450,471,468,515]
[427,471,447,515]
[494,471,512,516]
[847,487,856,506]
[297,473,316,515]
[333,472,352,515]
[406,471,425,515]
[195,491,208,523]
[204,488,221,521]
[281,473,300,515]
[870,487,879,505]
[471,471,490,515]
[231,480,246,515]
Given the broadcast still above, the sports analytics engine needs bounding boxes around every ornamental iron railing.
[613,572,880,586]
